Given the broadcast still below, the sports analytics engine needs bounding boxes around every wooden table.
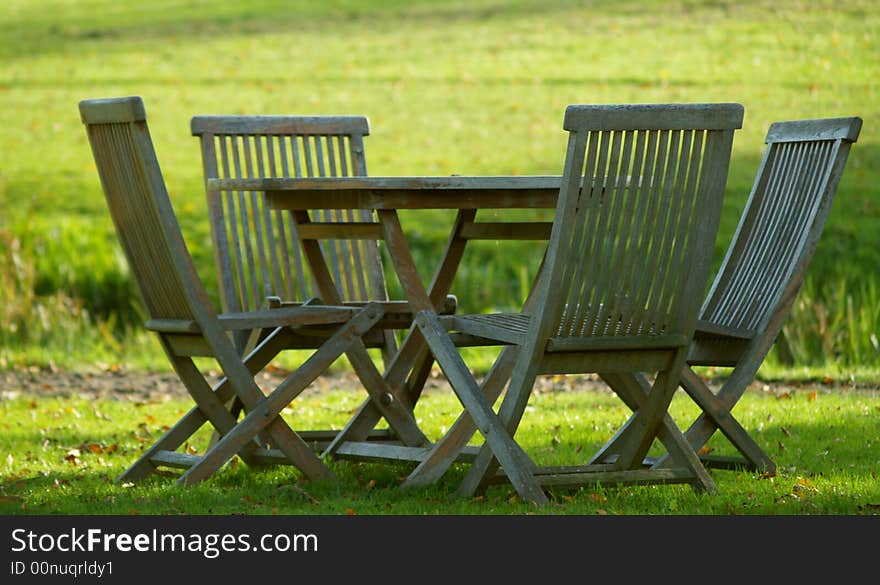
[208,175,561,210]
[206,175,560,463]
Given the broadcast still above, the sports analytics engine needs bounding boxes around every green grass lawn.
[1,383,878,514]
[0,0,878,375]
[0,1,877,517]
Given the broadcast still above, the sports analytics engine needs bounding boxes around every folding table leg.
[322,327,431,455]
[415,311,548,505]
[344,342,428,447]
[402,345,519,488]
[324,210,477,453]
[405,267,545,489]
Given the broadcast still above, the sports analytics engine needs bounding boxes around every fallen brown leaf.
[588,492,607,504]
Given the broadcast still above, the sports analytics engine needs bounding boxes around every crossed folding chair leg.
[590,368,775,474]
[118,304,424,486]
[408,312,715,505]
[677,367,776,472]
[402,350,715,499]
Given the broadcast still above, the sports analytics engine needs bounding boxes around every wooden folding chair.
[595,117,862,474]
[191,114,456,451]
[191,115,401,359]
[409,103,744,504]
[79,96,423,485]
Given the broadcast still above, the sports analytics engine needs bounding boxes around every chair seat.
[441,313,532,345]
[443,312,689,352]
[694,318,756,341]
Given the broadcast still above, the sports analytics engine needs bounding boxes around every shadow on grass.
[0,0,591,60]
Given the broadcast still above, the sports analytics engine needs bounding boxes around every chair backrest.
[80,96,214,329]
[191,115,388,320]
[699,117,862,334]
[534,103,744,352]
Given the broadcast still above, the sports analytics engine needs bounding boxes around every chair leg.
[415,311,548,505]
[612,365,685,470]
[118,357,258,483]
[322,327,430,455]
[180,306,386,485]
[344,342,428,447]
[402,345,519,489]
[678,368,776,472]
[595,372,716,492]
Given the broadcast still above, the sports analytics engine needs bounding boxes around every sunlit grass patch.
[1,382,877,515]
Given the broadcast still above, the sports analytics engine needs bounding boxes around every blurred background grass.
[0,0,877,378]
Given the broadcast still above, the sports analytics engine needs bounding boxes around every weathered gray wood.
[80,96,406,487]
[245,103,745,505]
[296,222,384,240]
[322,209,482,454]
[563,103,745,131]
[216,306,359,329]
[685,117,861,469]
[590,371,716,489]
[331,441,479,463]
[79,97,147,124]
[607,115,862,473]
[533,467,695,487]
[213,174,563,191]
[145,318,200,334]
[150,450,200,470]
[401,345,523,489]
[191,115,370,136]
[209,175,562,211]
[765,117,862,143]
[458,221,553,240]
[192,114,391,357]
[194,114,473,459]
[417,104,741,503]
[180,305,386,485]
[416,310,548,505]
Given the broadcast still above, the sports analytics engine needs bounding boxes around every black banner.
[1,514,874,581]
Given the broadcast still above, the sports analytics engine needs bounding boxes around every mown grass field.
[2,382,878,515]
[0,0,878,519]
[0,0,877,377]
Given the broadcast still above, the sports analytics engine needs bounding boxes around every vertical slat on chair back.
[191,115,385,317]
[80,97,202,324]
[540,104,743,345]
[699,117,862,332]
